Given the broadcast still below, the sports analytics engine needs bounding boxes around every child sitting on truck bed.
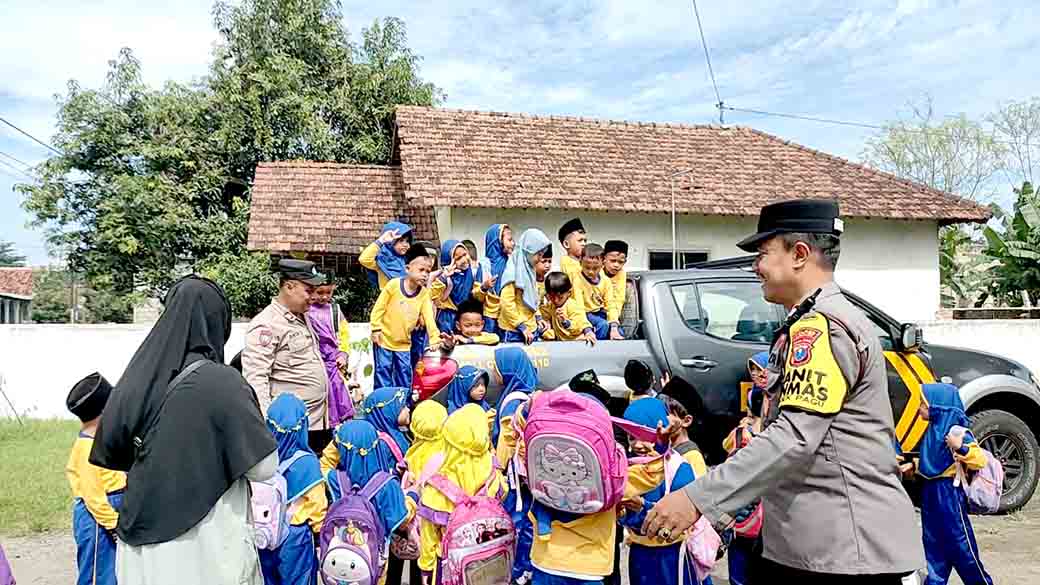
[540,271,596,345]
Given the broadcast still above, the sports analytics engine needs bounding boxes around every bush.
[198,251,278,319]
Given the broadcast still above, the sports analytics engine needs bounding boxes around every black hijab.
[90,276,276,545]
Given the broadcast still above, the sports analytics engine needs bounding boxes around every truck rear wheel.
[970,409,1039,513]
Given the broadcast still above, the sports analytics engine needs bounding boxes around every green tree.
[31,269,72,323]
[30,268,136,323]
[0,241,26,267]
[197,250,278,318]
[18,1,439,317]
[983,181,1040,306]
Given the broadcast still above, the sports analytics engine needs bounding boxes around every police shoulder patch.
[779,313,847,415]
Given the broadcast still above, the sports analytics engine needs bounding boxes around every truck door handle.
[681,356,718,370]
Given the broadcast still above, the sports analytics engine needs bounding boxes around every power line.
[0,116,62,156]
[690,0,723,123]
[0,150,33,169]
[0,158,34,182]
[722,105,1040,148]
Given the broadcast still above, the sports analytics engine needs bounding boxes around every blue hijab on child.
[918,383,973,478]
[492,347,539,443]
[370,221,413,286]
[266,393,323,502]
[330,420,409,536]
[480,224,509,295]
[448,365,491,414]
[624,397,671,454]
[440,239,476,307]
[501,228,551,311]
[362,387,411,454]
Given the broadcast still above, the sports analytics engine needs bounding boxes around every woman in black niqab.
[90,276,277,562]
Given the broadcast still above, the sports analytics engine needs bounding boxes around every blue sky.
[2,0,1037,265]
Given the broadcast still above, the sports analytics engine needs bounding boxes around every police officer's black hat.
[66,372,113,422]
[558,217,585,243]
[405,243,431,265]
[277,259,326,286]
[736,199,844,252]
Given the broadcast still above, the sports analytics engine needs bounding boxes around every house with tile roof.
[248,106,990,322]
[0,268,33,324]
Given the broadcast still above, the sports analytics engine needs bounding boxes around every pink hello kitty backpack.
[426,472,516,585]
[523,388,627,514]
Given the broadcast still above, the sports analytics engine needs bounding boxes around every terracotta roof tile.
[247,163,438,253]
[0,268,33,297]
[394,106,990,224]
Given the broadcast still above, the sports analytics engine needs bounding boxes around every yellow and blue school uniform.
[431,240,488,335]
[539,296,593,341]
[418,405,508,580]
[479,224,510,333]
[528,506,617,585]
[457,330,500,345]
[260,395,328,585]
[620,399,708,585]
[560,255,582,283]
[66,432,126,585]
[369,278,440,389]
[359,221,414,291]
[572,271,614,340]
[327,420,415,585]
[605,269,627,329]
[917,384,993,585]
[499,229,552,344]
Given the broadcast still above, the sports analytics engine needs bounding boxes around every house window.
[648,250,710,270]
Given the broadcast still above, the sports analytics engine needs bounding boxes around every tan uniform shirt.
[242,300,329,430]
[685,281,924,575]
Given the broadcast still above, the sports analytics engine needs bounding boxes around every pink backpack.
[426,472,516,585]
[663,454,721,585]
[250,451,308,550]
[524,388,627,514]
[375,431,422,560]
[950,426,1005,514]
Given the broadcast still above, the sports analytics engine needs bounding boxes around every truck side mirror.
[899,323,923,352]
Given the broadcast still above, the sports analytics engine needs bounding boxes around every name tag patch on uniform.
[779,314,848,415]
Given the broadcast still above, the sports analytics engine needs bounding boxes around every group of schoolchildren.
[363,218,629,390]
[59,222,994,585]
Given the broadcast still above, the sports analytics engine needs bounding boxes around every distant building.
[0,268,33,324]
[247,106,990,323]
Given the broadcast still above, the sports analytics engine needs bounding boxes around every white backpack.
[251,451,308,550]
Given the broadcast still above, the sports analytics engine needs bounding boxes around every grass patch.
[0,418,81,535]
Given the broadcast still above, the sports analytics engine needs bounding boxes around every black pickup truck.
[444,258,1040,512]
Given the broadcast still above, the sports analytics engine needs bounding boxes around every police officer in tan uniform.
[645,200,925,583]
[242,259,331,452]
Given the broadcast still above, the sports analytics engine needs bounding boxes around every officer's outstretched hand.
[643,488,702,541]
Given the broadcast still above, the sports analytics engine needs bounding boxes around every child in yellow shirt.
[431,239,496,336]
[370,243,442,389]
[65,373,126,585]
[571,243,615,340]
[454,299,500,346]
[557,217,587,283]
[500,229,553,344]
[260,394,329,585]
[359,221,415,290]
[602,240,629,340]
[540,272,596,345]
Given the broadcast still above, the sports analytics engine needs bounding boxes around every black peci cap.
[737,199,844,252]
[405,243,431,265]
[604,240,629,256]
[569,369,611,406]
[557,217,585,243]
[624,359,654,393]
[66,372,113,422]
[278,259,326,286]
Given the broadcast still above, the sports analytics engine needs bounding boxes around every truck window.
[671,281,782,342]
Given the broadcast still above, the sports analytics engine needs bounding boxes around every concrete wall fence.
[2,320,1039,420]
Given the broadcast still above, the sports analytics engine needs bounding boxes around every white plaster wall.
[444,208,939,323]
[3,320,1039,420]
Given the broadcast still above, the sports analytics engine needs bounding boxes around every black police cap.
[737,199,844,252]
[277,259,326,286]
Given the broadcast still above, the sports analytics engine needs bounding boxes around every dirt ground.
[4,500,1039,584]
